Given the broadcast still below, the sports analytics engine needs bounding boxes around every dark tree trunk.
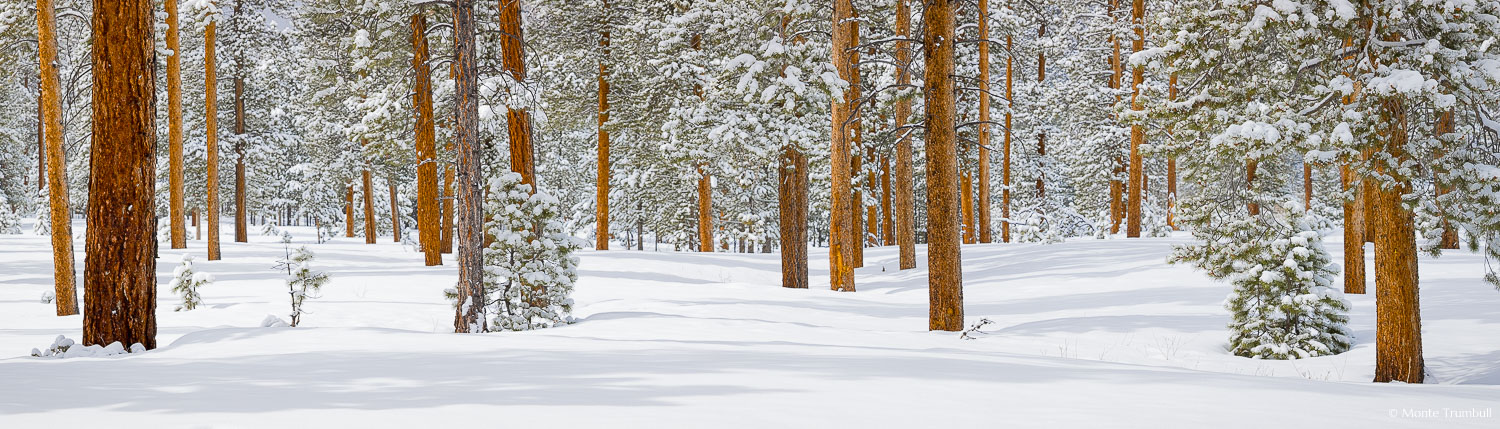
[452,0,485,333]
[84,0,158,348]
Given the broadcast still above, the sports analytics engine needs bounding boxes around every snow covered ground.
[2,220,1497,427]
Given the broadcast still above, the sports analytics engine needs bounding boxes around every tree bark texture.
[829,0,856,290]
[412,12,441,265]
[976,0,992,244]
[452,0,485,333]
[1372,93,1423,384]
[1125,0,1144,238]
[167,0,186,249]
[37,0,78,316]
[206,19,221,260]
[893,0,916,269]
[925,0,963,331]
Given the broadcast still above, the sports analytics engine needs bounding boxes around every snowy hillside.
[1,222,1496,427]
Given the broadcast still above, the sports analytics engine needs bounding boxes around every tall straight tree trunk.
[234,73,247,243]
[595,10,611,250]
[36,0,77,316]
[893,0,916,269]
[1303,164,1313,210]
[779,12,809,289]
[1372,92,1423,384]
[362,142,376,244]
[1036,23,1047,201]
[697,165,712,252]
[1434,109,1459,249]
[36,94,44,192]
[962,172,974,243]
[84,0,157,348]
[411,11,440,265]
[500,0,536,189]
[976,0,992,244]
[1342,164,1365,294]
[1001,34,1012,243]
[389,182,401,242]
[345,185,355,237]
[829,0,856,290]
[849,16,864,268]
[452,0,485,333]
[441,142,455,253]
[925,0,962,331]
[1167,72,1177,229]
[166,0,186,249]
[881,155,893,245]
[1108,0,1123,234]
[1125,0,1145,238]
[206,17,221,260]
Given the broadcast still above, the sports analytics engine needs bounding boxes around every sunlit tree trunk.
[976,0,992,243]
[830,0,856,290]
[1108,0,1123,234]
[1247,160,1259,215]
[850,14,864,268]
[441,142,455,253]
[1036,23,1047,202]
[1125,0,1145,238]
[1167,72,1176,229]
[779,13,809,289]
[233,0,247,244]
[389,182,401,242]
[962,172,974,243]
[925,0,962,330]
[345,185,355,237]
[36,0,77,316]
[1341,164,1365,294]
[1001,34,1012,243]
[1434,109,1459,249]
[893,0,916,269]
[362,140,376,244]
[1372,90,1422,384]
[500,0,536,189]
[84,0,157,348]
[452,0,485,333]
[596,7,611,250]
[167,0,186,249]
[206,17,222,260]
[881,155,893,245]
[412,11,441,265]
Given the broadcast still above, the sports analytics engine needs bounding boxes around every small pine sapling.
[169,254,214,311]
[1172,200,1352,359]
[0,192,20,234]
[482,173,581,332]
[275,235,329,327]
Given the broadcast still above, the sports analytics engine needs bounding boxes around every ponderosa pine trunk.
[452,0,485,333]
[925,0,963,331]
[850,15,864,268]
[1342,164,1365,294]
[362,140,376,244]
[345,185,355,237]
[1108,0,1123,234]
[1125,0,1145,238]
[1001,34,1013,243]
[84,0,157,349]
[1372,92,1423,384]
[779,13,809,289]
[167,0,186,249]
[893,0,916,269]
[830,0,856,289]
[1434,109,1459,249]
[962,172,974,244]
[389,182,401,242]
[37,0,77,316]
[1247,160,1259,216]
[500,0,536,190]
[881,155,893,245]
[1167,72,1177,229]
[976,0,992,244]
[206,17,222,260]
[1036,23,1047,202]
[595,10,611,251]
[411,11,441,265]
[234,72,247,243]
[441,141,455,253]
[36,94,43,192]
[697,164,712,252]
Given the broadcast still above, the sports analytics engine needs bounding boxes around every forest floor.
[1,220,1497,427]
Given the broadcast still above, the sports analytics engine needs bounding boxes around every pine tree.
[83,0,157,349]
[36,0,78,316]
[483,173,579,331]
[925,0,963,331]
[169,254,214,311]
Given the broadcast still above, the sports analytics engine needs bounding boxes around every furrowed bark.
[37,0,77,316]
[1125,0,1144,238]
[167,0,186,249]
[925,0,963,331]
[976,0,992,243]
[452,0,484,333]
[206,18,221,260]
[829,0,856,289]
[893,0,916,269]
[596,9,611,250]
[1372,92,1423,383]
[84,0,158,348]
[412,12,441,265]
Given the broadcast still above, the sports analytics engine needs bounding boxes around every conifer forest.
[1,0,1499,426]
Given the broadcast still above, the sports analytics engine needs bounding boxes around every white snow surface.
[1,221,1498,427]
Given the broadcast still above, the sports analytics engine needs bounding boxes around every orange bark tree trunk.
[925,0,963,331]
[500,0,536,189]
[976,0,992,244]
[362,139,376,244]
[1372,93,1423,383]
[697,165,712,252]
[234,70,247,243]
[893,0,916,269]
[411,12,441,265]
[849,15,864,268]
[36,0,77,316]
[389,182,401,242]
[345,185,355,237]
[830,0,856,289]
[595,12,611,250]
[1108,0,1123,234]
[1125,0,1145,238]
[441,142,455,253]
[881,155,893,245]
[779,13,809,289]
[84,0,158,348]
[167,0,186,249]
[1002,34,1012,243]
[1342,164,1365,294]
[206,18,222,260]
[962,172,975,243]
[1434,109,1459,249]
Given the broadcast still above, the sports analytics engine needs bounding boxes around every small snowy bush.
[1172,200,1352,359]
[169,254,214,311]
[31,188,48,235]
[482,173,580,332]
[277,246,329,327]
[0,192,20,234]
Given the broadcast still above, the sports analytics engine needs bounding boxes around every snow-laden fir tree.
[0,191,20,234]
[169,254,214,311]
[1174,201,1351,359]
[484,173,580,332]
[280,246,330,327]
